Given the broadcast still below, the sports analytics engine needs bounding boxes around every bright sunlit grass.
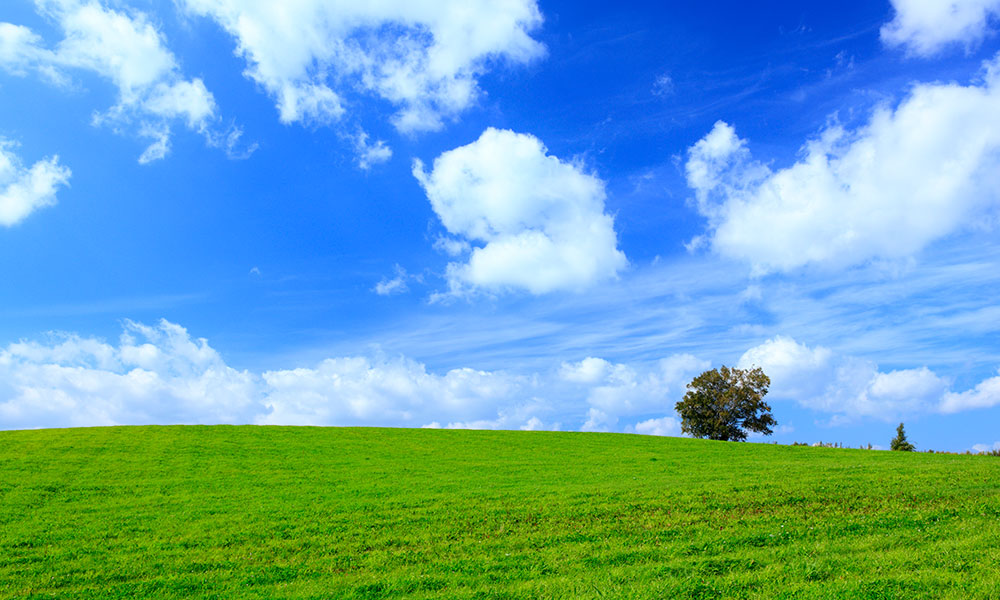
[2,426,999,599]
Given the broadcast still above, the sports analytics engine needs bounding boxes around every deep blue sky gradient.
[2,0,999,450]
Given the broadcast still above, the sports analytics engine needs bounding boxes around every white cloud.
[136,124,170,165]
[739,336,834,399]
[564,354,706,432]
[686,55,1000,273]
[0,320,546,430]
[0,22,51,77]
[0,139,71,226]
[432,236,471,257]
[180,0,544,133]
[261,357,526,427]
[881,0,1000,56]
[352,130,392,170]
[660,354,712,386]
[972,441,1000,453]
[560,357,614,384]
[738,336,999,421]
[13,321,998,434]
[634,416,681,437]
[0,320,262,429]
[373,278,406,296]
[436,410,559,432]
[520,416,545,431]
[261,352,563,432]
[581,407,613,432]
[0,320,711,434]
[940,371,1000,412]
[414,128,628,295]
[652,72,674,96]
[261,359,563,432]
[0,0,244,162]
[373,265,413,296]
[440,419,504,430]
[869,367,950,406]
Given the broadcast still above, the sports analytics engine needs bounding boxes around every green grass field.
[1,426,999,599]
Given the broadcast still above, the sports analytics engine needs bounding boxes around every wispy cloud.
[180,0,545,133]
[0,292,208,318]
[0,0,251,162]
[373,265,418,296]
[0,138,70,226]
[352,130,392,171]
[317,235,1000,392]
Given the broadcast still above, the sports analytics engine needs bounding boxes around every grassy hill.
[1,426,999,599]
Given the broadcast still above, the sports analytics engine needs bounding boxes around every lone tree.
[675,366,775,441]
[890,423,915,451]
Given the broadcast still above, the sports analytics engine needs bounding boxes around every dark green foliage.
[675,366,776,441]
[2,426,1000,599]
[891,423,916,452]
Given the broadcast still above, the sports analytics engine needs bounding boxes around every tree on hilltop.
[890,423,915,452]
[675,366,775,442]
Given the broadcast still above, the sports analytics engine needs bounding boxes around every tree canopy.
[890,423,915,451]
[675,366,775,442]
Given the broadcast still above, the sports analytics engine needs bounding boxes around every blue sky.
[2,0,999,451]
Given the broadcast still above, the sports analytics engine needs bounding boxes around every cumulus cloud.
[8,319,1000,433]
[520,416,555,431]
[180,0,544,133]
[263,352,692,432]
[425,410,559,432]
[564,354,706,432]
[881,0,1000,56]
[0,0,247,162]
[633,416,681,437]
[261,357,526,427]
[560,356,616,384]
[686,55,1000,273]
[0,139,71,226]
[739,336,996,421]
[581,407,614,432]
[739,336,834,399]
[940,371,1000,412]
[0,320,708,434]
[414,128,628,295]
[1,320,533,430]
[0,319,262,429]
